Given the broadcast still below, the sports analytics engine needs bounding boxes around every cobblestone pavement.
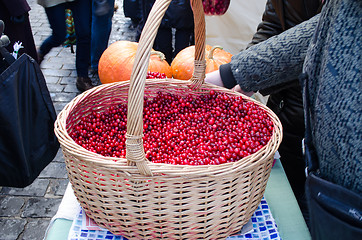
[0,0,138,239]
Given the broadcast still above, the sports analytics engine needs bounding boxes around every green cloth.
[265,159,311,240]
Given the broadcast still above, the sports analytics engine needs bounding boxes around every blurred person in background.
[137,0,194,64]
[0,0,38,61]
[37,0,93,92]
[123,0,142,28]
[90,0,115,74]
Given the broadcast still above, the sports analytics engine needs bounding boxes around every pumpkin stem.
[151,50,166,61]
[207,46,223,59]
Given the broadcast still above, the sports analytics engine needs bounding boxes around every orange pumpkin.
[98,41,172,84]
[171,45,233,80]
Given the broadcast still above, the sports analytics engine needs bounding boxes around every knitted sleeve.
[226,14,320,93]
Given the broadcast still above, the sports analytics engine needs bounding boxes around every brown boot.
[76,77,94,92]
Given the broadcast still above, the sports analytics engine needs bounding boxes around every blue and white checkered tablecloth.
[68,197,280,240]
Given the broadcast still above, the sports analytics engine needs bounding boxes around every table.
[44,159,311,240]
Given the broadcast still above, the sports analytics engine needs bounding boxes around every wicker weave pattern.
[54,0,283,239]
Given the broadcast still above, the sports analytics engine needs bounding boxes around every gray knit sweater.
[225,0,361,194]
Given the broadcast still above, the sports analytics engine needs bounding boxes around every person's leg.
[154,27,172,64]
[38,4,67,59]
[69,0,91,78]
[91,0,115,71]
[69,0,93,91]
[174,28,194,58]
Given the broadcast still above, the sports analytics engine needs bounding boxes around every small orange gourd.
[171,45,233,80]
[98,41,172,84]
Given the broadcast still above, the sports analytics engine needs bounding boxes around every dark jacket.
[247,0,321,139]
[123,0,142,23]
[0,0,30,17]
[0,0,38,61]
[141,0,194,30]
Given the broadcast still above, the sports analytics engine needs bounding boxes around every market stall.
[44,1,310,239]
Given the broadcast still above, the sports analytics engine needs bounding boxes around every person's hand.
[204,70,225,87]
[205,70,254,97]
[232,85,254,97]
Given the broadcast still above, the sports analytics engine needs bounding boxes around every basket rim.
[55,79,283,177]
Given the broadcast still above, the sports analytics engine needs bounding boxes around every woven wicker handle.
[126,0,206,176]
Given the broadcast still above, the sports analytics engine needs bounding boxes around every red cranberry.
[70,91,274,166]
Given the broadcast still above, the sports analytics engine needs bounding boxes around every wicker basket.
[54,0,283,239]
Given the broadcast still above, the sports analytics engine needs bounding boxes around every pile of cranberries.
[69,90,274,165]
[146,71,167,79]
[202,0,230,15]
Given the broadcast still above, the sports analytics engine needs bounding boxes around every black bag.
[0,52,59,187]
[306,172,362,240]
